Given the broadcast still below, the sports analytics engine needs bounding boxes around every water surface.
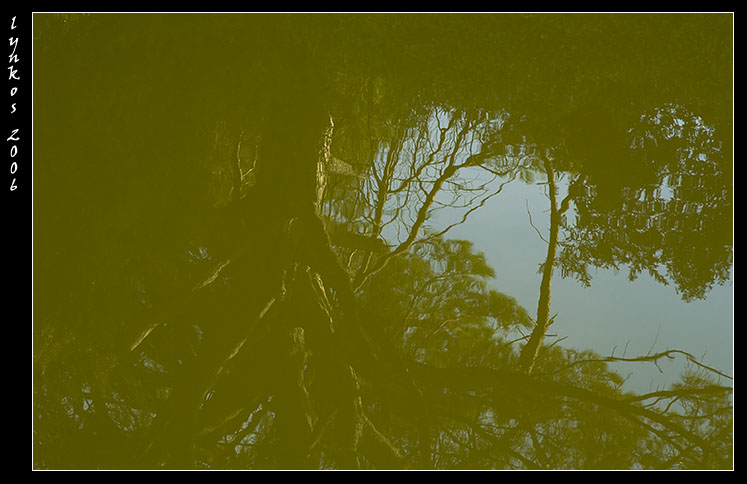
[33,13,733,470]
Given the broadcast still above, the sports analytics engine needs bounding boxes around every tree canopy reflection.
[33,14,732,469]
[557,104,733,301]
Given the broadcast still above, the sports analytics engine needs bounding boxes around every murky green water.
[33,13,733,469]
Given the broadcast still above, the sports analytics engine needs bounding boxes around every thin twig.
[526,199,549,244]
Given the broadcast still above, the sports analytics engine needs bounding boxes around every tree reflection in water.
[33,14,732,469]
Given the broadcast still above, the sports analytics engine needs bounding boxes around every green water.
[33,13,733,469]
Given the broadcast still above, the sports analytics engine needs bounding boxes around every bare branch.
[541,349,732,381]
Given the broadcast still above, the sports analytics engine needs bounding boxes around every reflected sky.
[348,102,733,393]
[431,171,733,392]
